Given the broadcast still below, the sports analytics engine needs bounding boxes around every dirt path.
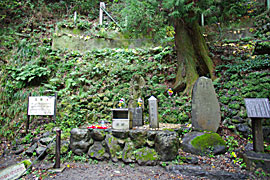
[45,161,185,180]
[0,148,257,180]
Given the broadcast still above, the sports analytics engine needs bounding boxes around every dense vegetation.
[0,0,269,156]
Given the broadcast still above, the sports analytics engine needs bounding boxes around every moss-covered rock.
[111,129,129,139]
[70,128,93,155]
[147,131,158,141]
[135,147,159,166]
[129,130,147,148]
[70,128,90,141]
[181,131,226,155]
[104,134,122,162]
[191,133,225,150]
[91,129,106,141]
[88,141,109,160]
[122,140,136,163]
[155,131,180,161]
[69,139,93,155]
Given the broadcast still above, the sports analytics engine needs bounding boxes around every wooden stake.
[252,118,264,152]
[54,129,61,168]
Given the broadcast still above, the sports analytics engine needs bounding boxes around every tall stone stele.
[148,96,159,128]
[191,77,221,132]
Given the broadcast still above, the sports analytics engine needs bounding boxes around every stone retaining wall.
[69,128,180,165]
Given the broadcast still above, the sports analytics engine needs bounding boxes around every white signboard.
[28,96,55,115]
[0,163,26,180]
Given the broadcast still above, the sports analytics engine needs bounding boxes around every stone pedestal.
[242,151,270,173]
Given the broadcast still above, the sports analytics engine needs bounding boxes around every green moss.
[191,133,226,151]
[180,156,186,160]
[72,28,81,35]
[21,159,32,168]
[163,128,174,132]
[107,136,122,159]
[135,147,159,161]
[90,152,94,157]
[98,148,105,156]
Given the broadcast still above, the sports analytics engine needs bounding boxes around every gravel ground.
[45,161,183,180]
[0,149,259,180]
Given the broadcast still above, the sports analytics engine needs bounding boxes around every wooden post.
[53,92,57,122]
[26,93,31,134]
[201,13,204,26]
[54,129,61,169]
[252,118,264,152]
[99,2,105,25]
[74,11,77,25]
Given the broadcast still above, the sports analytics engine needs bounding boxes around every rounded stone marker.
[191,77,221,132]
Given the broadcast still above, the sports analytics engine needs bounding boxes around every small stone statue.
[128,74,145,109]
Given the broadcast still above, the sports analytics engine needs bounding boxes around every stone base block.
[242,151,270,173]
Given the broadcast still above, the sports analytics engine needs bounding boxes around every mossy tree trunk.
[173,19,215,93]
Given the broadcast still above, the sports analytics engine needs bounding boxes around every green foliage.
[119,0,167,41]
[7,64,50,87]
[22,133,33,144]
[73,154,88,162]
[214,52,270,122]
[1,34,187,133]
[226,136,239,152]
[163,0,214,20]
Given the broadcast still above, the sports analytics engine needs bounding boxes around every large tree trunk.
[173,19,215,94]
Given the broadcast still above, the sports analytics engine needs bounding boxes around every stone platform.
[69,128,180,165]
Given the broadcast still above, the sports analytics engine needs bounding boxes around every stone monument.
[191,77,221,132]
[129,74,145,126]
[148,96,159,128]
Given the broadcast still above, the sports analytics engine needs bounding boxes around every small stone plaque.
[28,96,56,115]
[131,108,143,126]
[0,163,26,180]
[244,98,270,118]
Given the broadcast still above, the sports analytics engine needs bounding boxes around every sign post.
[26,92,57,133]
[244,98,270,152]
[99,2,105,25]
